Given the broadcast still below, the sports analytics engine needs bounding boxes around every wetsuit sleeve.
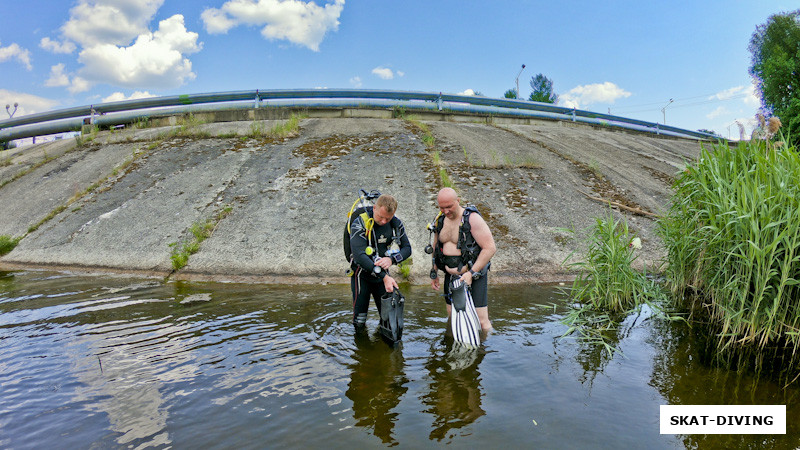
[393,218,412,264]
[350,215,383,277]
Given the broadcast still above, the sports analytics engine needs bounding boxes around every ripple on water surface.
[0,271,798,448]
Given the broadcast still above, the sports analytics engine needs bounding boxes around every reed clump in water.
[569,213,657,313]
[659,136,800,378]
[561,212,668,355]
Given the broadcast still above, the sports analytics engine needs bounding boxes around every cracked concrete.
[0,114,704,283]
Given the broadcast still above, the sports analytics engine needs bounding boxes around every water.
[0,270,798,449]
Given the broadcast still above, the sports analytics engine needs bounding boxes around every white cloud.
[40,37,77,54]
[44,64,92,94]
[43,1,200,93]
[61,0,165,47]
[0,89,59,117]
[743,84,760,107]
[201,8,239,34]
[560,82,631,109]
[78,14,201,89]
[709,85,761,108]
[349,76,362,88]
[372,66,394,80]
[706,106,729,120]
[45,64,71,87]
[0,41,33,70]
[102,91,155,102]
[69,77,91,94]
[458,89,476,96]
[201,0,345,52]
[709,86,745,101]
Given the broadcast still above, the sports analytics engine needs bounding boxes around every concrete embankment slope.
[0,113,704,283]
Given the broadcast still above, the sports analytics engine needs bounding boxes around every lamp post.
[515,64,526,100]
[661,98,673,124]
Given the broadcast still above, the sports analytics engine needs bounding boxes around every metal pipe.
[0,89,718,142]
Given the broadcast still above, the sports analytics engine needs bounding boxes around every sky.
[0,0,796,141]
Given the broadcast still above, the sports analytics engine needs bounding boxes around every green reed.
[659,138,800,368]
[569,213,656,313]
[562,212,667,356]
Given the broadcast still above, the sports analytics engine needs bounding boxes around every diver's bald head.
[437,187,458,204]
[437,188,461,219]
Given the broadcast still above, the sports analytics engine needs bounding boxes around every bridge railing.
[0,89,718,142]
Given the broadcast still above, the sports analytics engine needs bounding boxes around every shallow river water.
[0,270,798,449]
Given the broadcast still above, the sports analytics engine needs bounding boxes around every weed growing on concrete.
[398,258,413,279]
[439,168,453,188]
[75,126,98,147]
[28,205,67,234]
[169,114,209,138]
[133,117,151,129]
[392,106,409,119]
[269,114,302,138]
[1,154,11,167]
[0,235,21,255]
[0,152,61,190]
[462,146,472,166]
[404,115,455,189]
[249,121,265,138]
[26,147,148,235]
[170,205,233,271]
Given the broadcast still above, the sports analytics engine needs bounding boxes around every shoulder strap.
[348,206,373,234]
[360,211,374,237]
[461,205,479,232]
[433,211,444,233]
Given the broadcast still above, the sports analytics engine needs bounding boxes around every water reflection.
[422,335,486,441]
[2,272,799,448]
[346,330,408,445]
[648,317,800,449]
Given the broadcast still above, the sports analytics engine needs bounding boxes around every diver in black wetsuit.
[349,194,412,329]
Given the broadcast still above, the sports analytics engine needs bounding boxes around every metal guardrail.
[0,89,718,142]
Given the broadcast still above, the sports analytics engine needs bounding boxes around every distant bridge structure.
[0,89,718,143]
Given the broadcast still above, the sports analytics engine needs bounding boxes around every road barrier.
[0,89,718,142]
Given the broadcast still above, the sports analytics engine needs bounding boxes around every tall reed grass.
[562,212,666,355]
[569,213,657,313]
[659,138,800,368]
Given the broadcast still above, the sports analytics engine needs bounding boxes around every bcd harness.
[426,204,482,276]
[343,189,403,276]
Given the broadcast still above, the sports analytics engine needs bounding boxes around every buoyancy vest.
[432,205,482,271]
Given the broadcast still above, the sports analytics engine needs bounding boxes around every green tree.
[528,74,558,103]
[749,9,800,143]
[504,89,518,99]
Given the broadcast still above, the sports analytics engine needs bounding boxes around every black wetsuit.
[349,207,412,327]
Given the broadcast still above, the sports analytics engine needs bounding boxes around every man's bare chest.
[439,219,460,244]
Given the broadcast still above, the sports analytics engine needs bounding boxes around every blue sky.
[1,1,796,140]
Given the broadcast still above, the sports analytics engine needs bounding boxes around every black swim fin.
[379,289,405,344]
